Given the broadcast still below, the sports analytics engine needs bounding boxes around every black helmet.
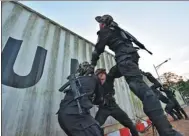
[76,61,93,76]
[95,14,113,26]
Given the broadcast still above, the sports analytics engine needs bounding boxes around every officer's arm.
[144,72,152,79]
[153,82,162,88]
[91,28,112,66]
[145,73,162,87]
[106,65,122,95]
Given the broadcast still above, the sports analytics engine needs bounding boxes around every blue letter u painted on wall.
[2,37,47,88]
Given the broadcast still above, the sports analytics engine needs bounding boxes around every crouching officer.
[160,85,189,120]
[142,71,183,120]
[95,66,139,136]
[90,14,183,136]
[57,61,104,136]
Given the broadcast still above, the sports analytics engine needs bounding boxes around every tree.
[177,80,189,98]
[161,72,189,101]
[161,72,183,87]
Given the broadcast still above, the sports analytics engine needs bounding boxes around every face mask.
[99,23,105,29]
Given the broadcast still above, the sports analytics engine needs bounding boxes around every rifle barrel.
[59,81,70,92]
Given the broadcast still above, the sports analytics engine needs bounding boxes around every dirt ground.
[142,106,189,136]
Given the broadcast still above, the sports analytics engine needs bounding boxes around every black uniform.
[143,72,182,120]
[160,88,188,119]
[157,90,182,120]
[95,66,139,136]
[91,24,182,136]
[57,75,104,136]
[142,72,162,90]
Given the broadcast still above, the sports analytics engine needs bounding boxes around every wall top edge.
[10,1,114,57]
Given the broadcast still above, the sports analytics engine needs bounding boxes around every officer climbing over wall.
[160,85,189,120]
[90,14,183,136]
[57,61,104,136]
[94,66,139,136]
[142,71,183,120]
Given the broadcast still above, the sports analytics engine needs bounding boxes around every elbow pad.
[91,50,100,66]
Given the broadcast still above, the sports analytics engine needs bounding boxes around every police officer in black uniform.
[95,66,139,136]
[160,85,189,120]
[142,71,183,120]
[57,61,104,136]
[90,14,183,136]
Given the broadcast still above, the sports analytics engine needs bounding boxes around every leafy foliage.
[162,72,183,86]
[161,72,189,98]
[177,80,189,98]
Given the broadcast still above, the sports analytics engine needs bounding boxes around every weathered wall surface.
[2,1,145,136]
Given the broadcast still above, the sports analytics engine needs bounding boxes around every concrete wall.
[2,1,145,136]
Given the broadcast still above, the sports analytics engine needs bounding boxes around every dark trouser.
[170,109,183,120]
[57,108,103,136]
[168,110,178,120]
[180,108,188,119]
[95,104,139,136]
[152,89,183,120]
[165,102,179,120]
[172,98,188,119]
[151,88,180,120]
[116,52,182,136]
